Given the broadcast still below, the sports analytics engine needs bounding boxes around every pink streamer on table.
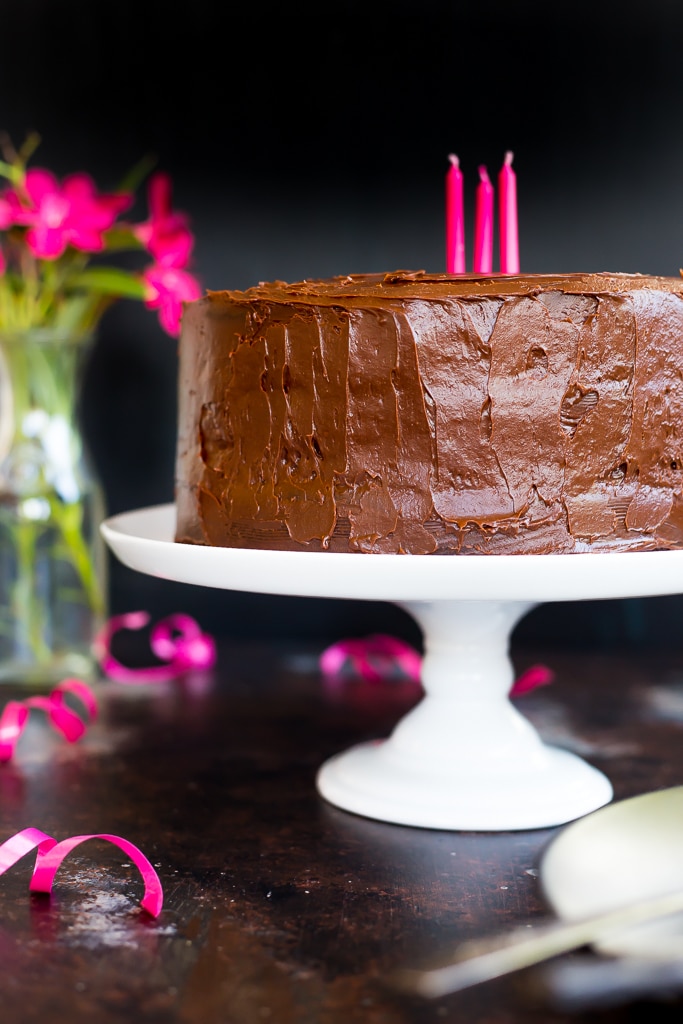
[320,634,422,684]
[510,663,555,696]
[320,636,554,696]
[94,611,216,683]
[0,679,98,762]
[0,827,163,917]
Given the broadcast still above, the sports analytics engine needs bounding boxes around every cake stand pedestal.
[101,504,683,832]
[317,598,609,831]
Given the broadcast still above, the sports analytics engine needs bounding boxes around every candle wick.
[504,150,514,167]
[448,153,460,169]
[478,165,491,184]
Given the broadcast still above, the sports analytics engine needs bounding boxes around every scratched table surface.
[2,639,683,1024]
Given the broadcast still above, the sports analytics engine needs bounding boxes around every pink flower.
[137,174,202,334]
[135,172,194,268]
[4,169,131,260]
[0,195,15,230]
[142,262,202,336]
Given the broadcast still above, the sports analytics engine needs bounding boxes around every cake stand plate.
[102,504,683,832]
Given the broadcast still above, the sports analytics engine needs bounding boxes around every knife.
[392,888,683,998]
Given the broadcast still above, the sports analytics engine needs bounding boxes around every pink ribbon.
[320,634,422,684]
[0,679,98,762]
[510,663,555,696]
[320,635,554,695]
[0,828,163,917]
[94,611,216,683]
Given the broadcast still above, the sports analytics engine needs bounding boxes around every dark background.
[3,0,683,648]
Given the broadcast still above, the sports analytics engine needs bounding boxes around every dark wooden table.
[2,638,683,1023]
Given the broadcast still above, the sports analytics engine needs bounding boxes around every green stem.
[50,497,105,615]
[14,517,52,662]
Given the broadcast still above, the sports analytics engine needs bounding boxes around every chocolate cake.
[175,271,683,555]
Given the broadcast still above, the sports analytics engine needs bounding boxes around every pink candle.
[473,165,494,274]
[445,154,465,274]
[498,150,519,274]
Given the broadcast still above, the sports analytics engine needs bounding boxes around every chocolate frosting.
[175,272,683,554]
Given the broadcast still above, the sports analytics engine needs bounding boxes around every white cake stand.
[101,503,683,832]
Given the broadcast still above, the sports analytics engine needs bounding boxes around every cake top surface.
[205,271,683,307]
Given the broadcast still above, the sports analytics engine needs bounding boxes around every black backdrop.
[3,0,683,648]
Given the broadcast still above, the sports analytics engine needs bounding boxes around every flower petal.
[24,168,60,205]
[142,264,202,336]
[0,197,14,229]
[148,171,173,220]
[25,224,67,259]
[66,226,106,252]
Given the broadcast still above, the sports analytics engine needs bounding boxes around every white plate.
[542,787,683,958]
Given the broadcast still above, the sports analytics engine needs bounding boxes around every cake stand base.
[319,598,613,830]
[317,741,612,832]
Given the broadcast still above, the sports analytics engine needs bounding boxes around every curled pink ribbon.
[0,828,163,917]
[0,679,98,763]
[320,635,554,696]
[94,611,216,683]
[510,663,555,696]
[320,634,422,684]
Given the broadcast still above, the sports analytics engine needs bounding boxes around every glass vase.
[0,328,107,684]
